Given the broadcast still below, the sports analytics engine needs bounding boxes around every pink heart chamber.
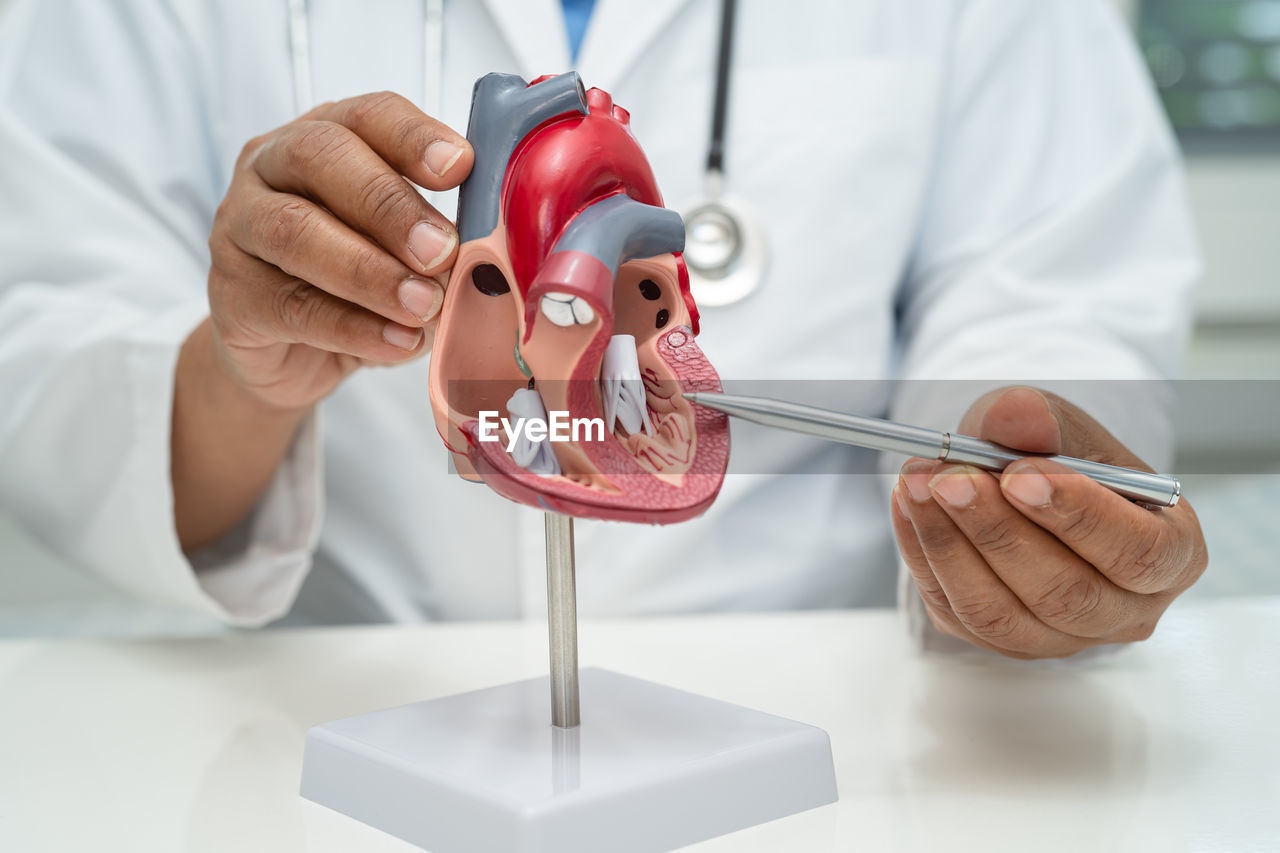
[427,72,729,523]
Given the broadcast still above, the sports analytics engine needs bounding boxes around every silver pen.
[685,391,1181,508]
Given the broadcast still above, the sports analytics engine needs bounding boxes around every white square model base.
[300,668,837,853]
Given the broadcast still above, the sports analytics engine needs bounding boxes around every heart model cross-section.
[428,72,729,523]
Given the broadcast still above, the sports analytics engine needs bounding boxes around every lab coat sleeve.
[0,0,321,626]
[887,0,1201,651]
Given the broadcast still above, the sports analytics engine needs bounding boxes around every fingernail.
[398,277,443,321]
[424,140,465,177]
[929,467,977,508]
[893,485,911,518]
[902,469,933,503]
[383,322,423,351]
[1002,464,1053,507]
[408,222,456,271]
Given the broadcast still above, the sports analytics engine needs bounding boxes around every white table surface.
[1,599,1277,852]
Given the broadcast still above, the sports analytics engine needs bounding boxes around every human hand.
[891,386,1208,659]
[204,91,474,412]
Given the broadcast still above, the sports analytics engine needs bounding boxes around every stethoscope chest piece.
[681,193,767,308]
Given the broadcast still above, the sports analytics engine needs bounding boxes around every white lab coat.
[0,0,1198,634]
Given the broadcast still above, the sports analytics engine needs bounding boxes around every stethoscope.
[288,0,764,306]
[681,0,768,307]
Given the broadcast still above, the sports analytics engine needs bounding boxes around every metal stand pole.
[544,512,580,728]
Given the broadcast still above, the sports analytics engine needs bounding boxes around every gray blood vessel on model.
[456,71,588,243]
[456,71,685,280]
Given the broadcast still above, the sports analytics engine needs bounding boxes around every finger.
[957,386,1063,454]
[210,241,426,362]
[959,385,1148,468]
[900,460,1087,658]
[893,482,1040,656]
[252,121,458,276]
[892,485,1016,655]
[1000,458,1208,595]
[891,481,963,638]
[927,463,1151,640]
[305,90,473,189]
[228,183,444,327]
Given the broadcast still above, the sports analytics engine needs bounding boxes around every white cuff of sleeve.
[84,300,322,627]
[188,411,323,626]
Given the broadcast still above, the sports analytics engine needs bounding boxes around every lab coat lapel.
[479,0,572,80]
[575,0,694,92]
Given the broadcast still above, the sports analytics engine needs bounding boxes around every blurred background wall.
[1120,0,1280,602]
[1,0,1277,635]
[1124,0,1280,451]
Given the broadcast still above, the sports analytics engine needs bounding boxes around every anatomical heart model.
[428,72,729,523]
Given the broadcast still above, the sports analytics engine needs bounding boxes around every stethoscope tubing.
[706,0,737,176]
[682,0,768,305]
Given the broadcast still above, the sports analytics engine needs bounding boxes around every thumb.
[957,386,1151,471]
